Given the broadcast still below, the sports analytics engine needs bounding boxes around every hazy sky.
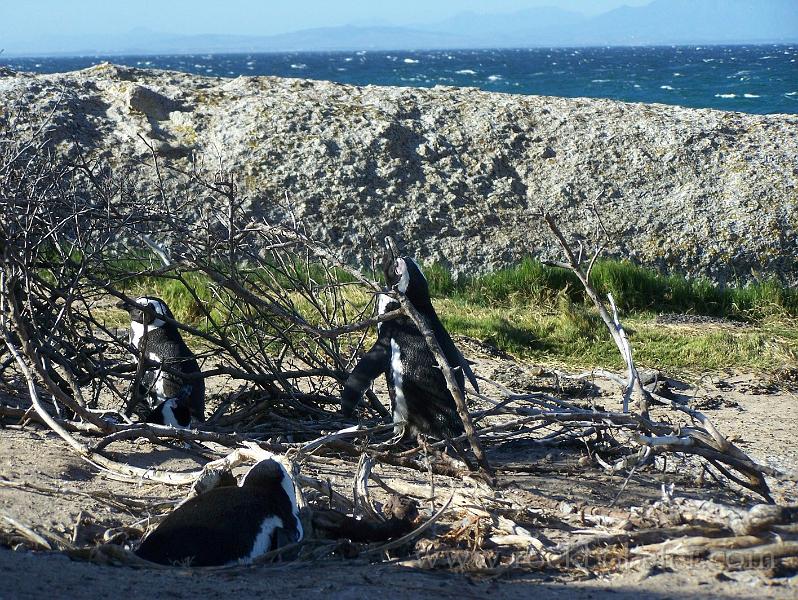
[0,1,653,40]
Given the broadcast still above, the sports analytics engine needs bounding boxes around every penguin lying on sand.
[136,458,303,566]
[117,296,205,426]
[342,240,478,439]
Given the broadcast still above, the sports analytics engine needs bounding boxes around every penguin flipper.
[432,319,480,394]
[342,339,390,416]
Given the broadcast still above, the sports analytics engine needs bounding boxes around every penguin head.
[241,458,287,491]
[117,296,174,329]
[242,457,303,543]
[382,239,430,308]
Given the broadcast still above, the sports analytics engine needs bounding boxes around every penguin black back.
[342,240,478,439]
[118,296,205,424]
[135,458,303,566]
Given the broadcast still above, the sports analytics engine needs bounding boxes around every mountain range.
[5,0,797,56]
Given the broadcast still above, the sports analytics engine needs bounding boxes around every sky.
[0,1,653,40]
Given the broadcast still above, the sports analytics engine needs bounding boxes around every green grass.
[427,258,798,320]
[436,297,796,372]
[104,257,798,373]
[427,259,798,372]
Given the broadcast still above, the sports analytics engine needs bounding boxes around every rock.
[2,65,797,284]
[127,84,180,120]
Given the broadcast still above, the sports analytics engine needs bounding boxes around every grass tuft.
[428,258,798,321]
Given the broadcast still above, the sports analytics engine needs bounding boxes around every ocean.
[3,45,796,115]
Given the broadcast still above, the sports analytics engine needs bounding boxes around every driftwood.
[710,542,798,566]
[541,212,776,501]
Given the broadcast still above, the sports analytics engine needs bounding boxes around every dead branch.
[710,541,798,566]
[542,212,648,416]
[1,515,52,550]
[540,212,775,501]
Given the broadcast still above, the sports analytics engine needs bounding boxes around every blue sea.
[3,45,797,115]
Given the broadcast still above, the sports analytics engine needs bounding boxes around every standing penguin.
[117,296,205,426]
[135,457,303,566]
[341,239,478,439]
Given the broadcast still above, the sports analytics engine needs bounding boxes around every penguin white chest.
[243,516,284,563]
[129,316,165,351]
[158,399,183,428]
[145,352,166,400]
[390,338,408,427]
[129,321,146,352]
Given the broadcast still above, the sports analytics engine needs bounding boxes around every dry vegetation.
[1,111,797,597]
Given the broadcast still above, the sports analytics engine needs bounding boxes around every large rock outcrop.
[1,63,796,283]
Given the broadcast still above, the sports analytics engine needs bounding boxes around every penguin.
[117,296,205,426]
[135,457,303,566]
[341,240,479,440]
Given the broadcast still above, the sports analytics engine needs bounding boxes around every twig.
[1,515,52,550]
[361,493,454,556]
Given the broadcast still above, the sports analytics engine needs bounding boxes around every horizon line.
[3,39,797,60]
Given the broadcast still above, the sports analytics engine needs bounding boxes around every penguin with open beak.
[117,296,205,426]
[135,458,303,566]
[341,238,478,439]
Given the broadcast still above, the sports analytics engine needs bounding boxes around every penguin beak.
[116,299,151,323]
[116,299,144,319]
[384,236,399,262]
[382,237,400,288]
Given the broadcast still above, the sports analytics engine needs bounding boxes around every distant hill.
[419,7,586,43]
[575,0,798,45]
[4,0,797,56]
[3,27,477,56]
[244,26,476,52]
[423,0,798,47]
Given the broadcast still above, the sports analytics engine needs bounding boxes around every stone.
[127,84,180,120]
[2,65,796,284]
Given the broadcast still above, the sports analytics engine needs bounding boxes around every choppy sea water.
[3,45,796,115]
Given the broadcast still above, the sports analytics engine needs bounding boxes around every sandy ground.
[1,358,797,599]
[1,548,794,600]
